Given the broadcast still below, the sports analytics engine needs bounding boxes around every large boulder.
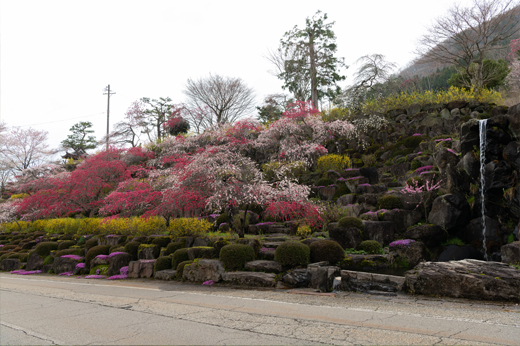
[403,224,447,248]
[437,245,484,262]
[52,257,79,274]
[244,260,282,274]
[507,103,520,139]
[503,141,520,171]
[182,259,224,283]
[328,223,362,249]
[282,268,311,287]
[456,152,480,179]
[460,119,480,156]
[462,216,502,256]
[0,258,21,272]
[380,209,422,233]
[405,259,520,301]
[336,194,356,206]
[307,264,340,292]
[390,241,428,268]
[428,194,471,232]
[433,148,459,174]
[128,260,155,278]
[362,221,394,246]
[106,252,132,276]
[25,252,44,271]
[221,272,276,287]
[501,242,520,265]
[154,269,176,281]
[359,167,379,184]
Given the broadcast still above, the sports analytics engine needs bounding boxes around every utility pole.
[103,85,116,151]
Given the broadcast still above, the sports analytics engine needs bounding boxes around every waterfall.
[479,119,488,261]
[332,276,342,292]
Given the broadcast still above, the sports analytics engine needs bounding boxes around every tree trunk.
[308,32,319,109]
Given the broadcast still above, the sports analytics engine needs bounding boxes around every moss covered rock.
[154,256,173,273]
[165,241,184,256]
[378,195,403,209]
[124,241,141,260]
[34,242,59,258]
[85,245,111,269]
[175,260,193,280]
[338,217,364,231]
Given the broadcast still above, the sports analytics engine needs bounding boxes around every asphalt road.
[0,273,519,345]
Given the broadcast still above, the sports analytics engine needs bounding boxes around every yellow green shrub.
[77,218,101,235]
[98,218,132,235]
[29,219,49,232]
[296,224,312,238]
[44,218,79,234]
[321,107,351,122]
[261,160,307,181]
[9,193,29,200]
[168,218,212,238]
[131,217,167,236]
[363,86,503,114]
[0,221,30,233]
[317,154,351,172]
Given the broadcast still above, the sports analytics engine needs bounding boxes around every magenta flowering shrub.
[107,274,128,280]
[415,165,434,174]
[75,262,85,269]
[108,251,128,258]
[389,239,415,247]
[120,266,129,275]
[202,280,214,285]
[412,133,422,136]
[84,275,106,279]
[11,270,42,275]
[434,138,451,142]
[58,271,73,276]
[94,254,110,260]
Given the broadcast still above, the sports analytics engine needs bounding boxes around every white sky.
[0,0,474,152]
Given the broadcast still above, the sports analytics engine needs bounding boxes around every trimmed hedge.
[124,241,141,260]
[85,245,111,269]
[219,244,255,271]
[154,256,173,272]
[378,195,403,209]
[310,240,344,265]
[357,240,382,254]
[165,242,184,256]
[338,217,364,231]
[58,240,77,250]
[172,248,190,269]
[85,238,99,253]
[274,241,310,268]
[54,248,81,258]
[150,236,171,248]
[187,246,217,261]
[34,242,59,257]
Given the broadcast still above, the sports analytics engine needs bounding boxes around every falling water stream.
[479,119,488,261]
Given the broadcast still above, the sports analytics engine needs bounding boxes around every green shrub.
[442,237,465,246]
[131,236,147,243]
[187,246,217,260]
[338,217,364,231]
[165,241,184,256]
[175,260,193,280]
[124,241,141,260]
[378,195,403,209]
[89,264,109,275]
[310,240,345,264]
[507,233,515,244]
[232,211,252,230]
[151,236,171,248]
[57,240,77,250]
[357,240,382,254]
[172,248,190,269]
[34,242,59,257]
[54,248,81,258]
[7,253,29,262]
[85,238,99,252]
[85,245,111,269]
[43,255,54,265]
[154,256,172,272]
[333,182,350,199]
[219,244,255,271]
[410,160,422,171]
[314,177,333,187]
[109,246,125,254]
[274,241,310,268]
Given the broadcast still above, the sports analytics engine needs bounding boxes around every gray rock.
[428,194,471,232]
[328,223,362,249]
[106,252,132,276]
[447,100,468,110]
[183,259,224,283]
[403,224,447,248]
[25,252,44,271]
[407,104,421,116]
[438,245,484,262]
[0,258,21,272]
[440,108,451,119]
[359,167,379,184]
[450,108,460,116]
[317,185,337,201]
[258,249,275,260]
[380,209,422,233]
[282,268,311,287]
[53,257,79,274]
[308,265,340,292]
[155,269,177,281]
[362,221,394,246]
[128,260,155,278]
[221,272,276,287]
[193,237,210,247]
[433,148,459,174]
[355,184,387,194]
[90,256,109,269]
[457,152,480,178]
[138,245,158,260]
[337,194,356,206]
[501,242,520,265]
[390,241,428,268]
[405,259,520,301]
[503,141,520,171]
[245,260,282,273]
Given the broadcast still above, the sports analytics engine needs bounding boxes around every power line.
[12,112,106,127]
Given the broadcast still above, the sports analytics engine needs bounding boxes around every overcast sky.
[0,0,474,152]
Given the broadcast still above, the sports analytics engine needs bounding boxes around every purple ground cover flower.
[202,280,214,285]
[447,149,458,155]
[106,234,117,238]
[415,165,433,174]
[208,213,219,218]
[413,133,422,136]
[358,183,371,186]
[120,266,129,275]
[11,270,42,275]
[255,222,274,226]
[58,271,73,276]
[95,254,110,260]
[389,239,415,247]
[434,138,451,142]
[0,245,4,247]
[76,262,85,269]
[61,254,83,261]
[417,151,422,154]
[84,275,106,279]
[345,176,363,181]
[108,251,128,258]
[259,247,275,252]
[140,260,155,263]
[107,274,128,280]
[419,171,432,175]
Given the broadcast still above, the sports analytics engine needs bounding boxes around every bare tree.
[104,100,147,147]
[182,105,214,134]
[183,74,256,126]
[0,126,52,174]
[266,47,311,102]
[415,0,520,96]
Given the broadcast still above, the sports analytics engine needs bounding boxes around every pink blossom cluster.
[412,133,422,136]
[61,255,83,261]
[259,247,275,252]
[76,262,85,269]
[415,165,433,174]
[389,239,415,247]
